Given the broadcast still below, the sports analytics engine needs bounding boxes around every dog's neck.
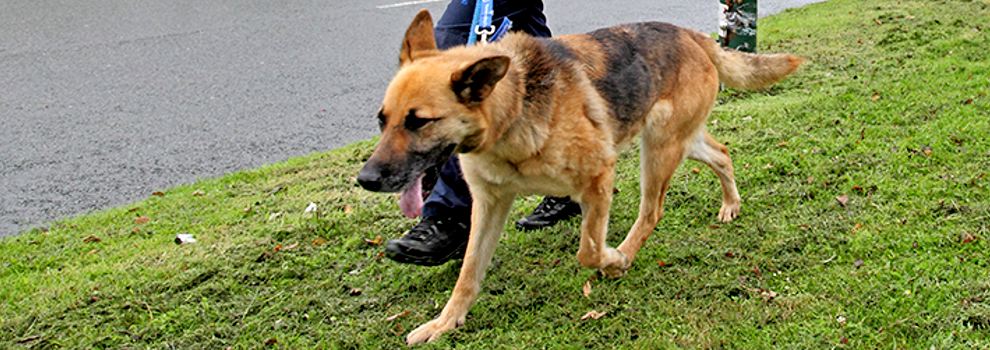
[472,34,560,164]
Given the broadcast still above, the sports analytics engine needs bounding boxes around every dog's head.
[357,9,511,195]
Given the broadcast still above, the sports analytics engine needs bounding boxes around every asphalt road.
[0,0,823,236]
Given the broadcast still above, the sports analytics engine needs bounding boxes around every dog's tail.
[692,33,803,90]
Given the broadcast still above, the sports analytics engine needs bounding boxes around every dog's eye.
[377,109,386,131]
[404,109,436,132]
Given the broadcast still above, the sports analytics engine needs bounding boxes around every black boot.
[385,215,469,266]
[515,196,581,231]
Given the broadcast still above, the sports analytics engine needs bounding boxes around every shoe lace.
[406,217,440,242]
[533,196,568,215]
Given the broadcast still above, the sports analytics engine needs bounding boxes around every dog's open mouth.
[398,174,425,218]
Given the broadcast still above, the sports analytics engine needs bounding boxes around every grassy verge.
[3,0,989,348]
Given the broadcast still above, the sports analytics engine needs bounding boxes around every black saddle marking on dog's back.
[589,23,683,131]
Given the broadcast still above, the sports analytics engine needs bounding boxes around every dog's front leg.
[576,171,630,278]
[406,188,514,345]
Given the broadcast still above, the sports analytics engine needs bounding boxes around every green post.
[719,0,757,52]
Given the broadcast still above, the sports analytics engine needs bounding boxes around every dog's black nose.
[357,166,383,192]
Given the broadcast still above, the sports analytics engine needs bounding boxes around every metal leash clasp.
[474,25,495,44]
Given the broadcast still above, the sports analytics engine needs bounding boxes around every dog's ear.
[399,9,438,65]
[450,56,510,105]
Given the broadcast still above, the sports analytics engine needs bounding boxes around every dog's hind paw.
[406,316,462,345]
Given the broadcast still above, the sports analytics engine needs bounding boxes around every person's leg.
[494,2,582,231]
[385,156,473,266]
[384,1,483,266]
[385,1,578,266]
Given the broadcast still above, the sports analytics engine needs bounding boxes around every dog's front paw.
[406,316,462,345]
[599,248,630,279]
[718,202,740,222]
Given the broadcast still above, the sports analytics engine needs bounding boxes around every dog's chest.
[461,154,577,197]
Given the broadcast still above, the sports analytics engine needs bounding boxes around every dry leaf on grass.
[192,190,205,197]
[836,195,849,207]
[312,237,328,246]
[365,235,384,246]
[83,235,101,243]
[390,323,406,337]
[582,280,592,298]
[151,191,165,197]
[852,223,863,233]
[961,232,977,244]
[134,216,150,225]
[580,310,607,321]
[386,310,411,321]
[760,289,778,301]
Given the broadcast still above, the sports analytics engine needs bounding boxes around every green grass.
[3,0,989,348]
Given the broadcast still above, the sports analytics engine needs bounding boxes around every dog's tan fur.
[358,10,802,345]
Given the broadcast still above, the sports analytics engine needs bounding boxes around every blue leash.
[465,0,512,45]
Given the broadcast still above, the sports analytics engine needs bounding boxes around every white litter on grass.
[175,233,197,245]
[305,202,318,213]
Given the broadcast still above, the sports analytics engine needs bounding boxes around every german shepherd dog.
[357,10,802,345]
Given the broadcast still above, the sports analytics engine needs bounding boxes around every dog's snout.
[357,166,383,192]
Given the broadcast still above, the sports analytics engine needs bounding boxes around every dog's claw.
[406,317,459,345]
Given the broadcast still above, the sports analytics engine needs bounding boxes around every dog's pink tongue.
[398,175,424,218]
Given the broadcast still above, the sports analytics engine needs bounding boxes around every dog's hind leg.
[406,186,515,345]
[616,120,685,265]
[687,131,741,222]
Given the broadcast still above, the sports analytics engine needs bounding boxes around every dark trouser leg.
[386,1,563,266]
[422,156,471,219]
[422,1,553,220]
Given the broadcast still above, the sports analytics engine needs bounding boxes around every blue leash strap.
[466,0,495,45]
[490,17,512,42]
